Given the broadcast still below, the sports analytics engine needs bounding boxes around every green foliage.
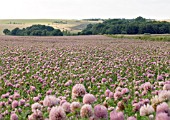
[3,29,10,35]
[107,34,170,42]
[83,18,103,21]
[4,25,63,36]
[53,20,67,24]
[81,17,170,35]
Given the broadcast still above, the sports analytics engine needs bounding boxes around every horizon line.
[0,18,169,20]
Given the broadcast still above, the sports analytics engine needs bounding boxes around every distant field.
[0,19,102,35]
[107,34,170,42]
[160,19,170,22]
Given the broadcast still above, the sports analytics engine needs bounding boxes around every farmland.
[108,34,170,42]
[0,19,102,35]
[0,35,170,120]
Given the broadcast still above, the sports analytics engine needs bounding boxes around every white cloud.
[0,0,169,19]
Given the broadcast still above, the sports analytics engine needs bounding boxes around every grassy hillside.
[167,20,170,22]
[107,34,170,42]
[0,19,102,35]
[160,19,170,22]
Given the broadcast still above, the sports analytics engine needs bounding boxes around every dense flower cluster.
[0,35,169,119]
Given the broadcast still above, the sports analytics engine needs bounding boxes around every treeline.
[3,17,170,36]
[80,17,170,35]
[83,18,104,21]
[3,25,63,36]
[53,21,67,24]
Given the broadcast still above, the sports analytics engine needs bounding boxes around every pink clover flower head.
[121,88,129,94]
[157,75,164,81]
[31,102,42,112]
[12,100,19,109]
[110,110,124,120]
[13,92,20,99]
[140,104,154,116]
[80,104,93,118]
[70,102,81,113]
[30,86,36,92]
[62,102,71,113]
[10,113,18,120]
[156,112,170,120]
[43,95,60,107]
[19,99,25,106]
[105,89,111,97]
[156,102,169,113]
[94,104,108,119]
[114,91,122,100]
[127,116,136,120]
[49,106,66,120]
[72,84,86,99]
[83,93,96,104]
[28,110,43,120]
[163,84,170,90]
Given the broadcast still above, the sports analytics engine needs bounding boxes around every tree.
[10,28,20,35]
[3,29,10,35]
[3,25,64,36]
[81,17,170,35]
[135,16,146,22]
[50,29,63,36]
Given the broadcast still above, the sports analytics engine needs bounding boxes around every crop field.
[0,19,102,35]
[0,35,170,120]
[160,19,170,22]
[108,34,170,42]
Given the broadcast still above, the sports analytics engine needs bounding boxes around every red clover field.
[0,35,170,120]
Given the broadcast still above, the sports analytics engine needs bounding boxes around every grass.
[107,34,170,42]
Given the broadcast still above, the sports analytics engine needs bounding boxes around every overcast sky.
[0,0,169,20]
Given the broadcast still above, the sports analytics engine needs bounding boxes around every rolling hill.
[0,19,102,35]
